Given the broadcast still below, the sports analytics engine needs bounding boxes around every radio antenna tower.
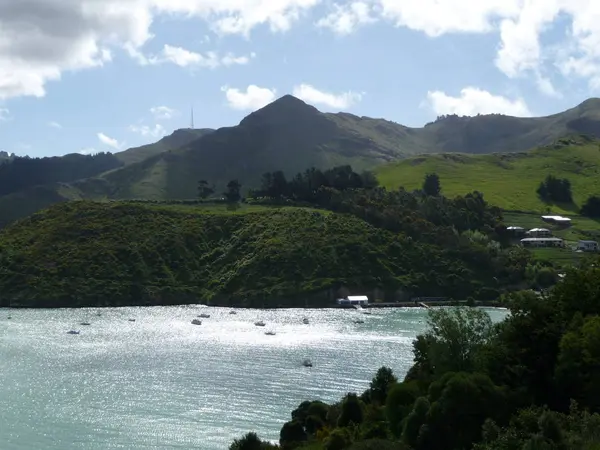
[190,106,195,129]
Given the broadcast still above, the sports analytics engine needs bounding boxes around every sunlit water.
[0,306,508,449]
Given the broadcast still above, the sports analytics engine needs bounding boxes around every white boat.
[303,318,309,324]
[66,330,80,335]
[191,319,202,325]
[265,331,276,336]
[254,321,266,327]
[302,359,313,367]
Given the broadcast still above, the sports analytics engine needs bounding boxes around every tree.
[422,173,441,196]
[279,420,307,448]
[368,367,397,405]
[224,179,242,203]
[229,432,279,450]
[198,179,214,199]
[581,195,600,218]
[536,175,572,203]
[421,307,494,374]
[338,393,364,427]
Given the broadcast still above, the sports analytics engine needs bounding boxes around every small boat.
[80,322,91,326]
[66,330,80,335]
[353,319,365,324]
[254,321,266,327]
[96,312,101,316]
[265,331,276,336]
[363,310,372,315]
[303,318,309,324]
[229,311,237,315]
[7,316,11,320]
[198,313,210,318]
[128,319,136,322]
[302,359,313,367]
[191,319,202,325]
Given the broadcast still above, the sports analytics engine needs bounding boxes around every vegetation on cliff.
[231,262,600,449]
[0,166,531,307]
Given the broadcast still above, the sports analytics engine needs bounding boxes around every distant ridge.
[2,95,600,226]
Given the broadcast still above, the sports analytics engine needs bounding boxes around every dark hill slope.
[3,97,600,226]
[0,201,488,308]
[422,98,600,153]
[78,97,600,200]
[91,95,419,199]
[114,127,214,166]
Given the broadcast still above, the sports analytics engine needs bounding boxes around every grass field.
[376,139,600,215]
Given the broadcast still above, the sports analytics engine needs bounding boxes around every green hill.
[0,198,513,308]
[376,136,600,214]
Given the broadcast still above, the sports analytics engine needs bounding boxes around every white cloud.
[48,121,62,128]
[97,132,123,150]
[0,0,277,99]
[222,85,277,110]
[5,0,600,101]
[316,2,376,35]
[292,84,363,109]
[425,87,532,117]
[150,106,177,120]
[129,124,167,139]
[151,0,322,36]
[79,148,97,155]
[134,45,254,69]
[0,108,9,121]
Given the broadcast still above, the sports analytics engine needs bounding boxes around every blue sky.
[1,0,599,157]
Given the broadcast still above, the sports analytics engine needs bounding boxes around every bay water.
[0,306,507,449]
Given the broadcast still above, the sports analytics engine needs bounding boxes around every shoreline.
[1,300,504,310]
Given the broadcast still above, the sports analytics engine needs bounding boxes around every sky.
[2,0,600,157]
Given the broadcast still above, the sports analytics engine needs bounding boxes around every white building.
[507,226,526,236]
[577,240,598,252]
[337,295,369,306]
[541,215,572,226]
[521,237,564,248]
[527,228,552,238]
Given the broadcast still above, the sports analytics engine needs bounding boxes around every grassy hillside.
[376,136,600,214]
[0,200,507,308]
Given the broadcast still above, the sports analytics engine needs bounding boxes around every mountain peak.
[576,97,600,110]
[239,95,320,127]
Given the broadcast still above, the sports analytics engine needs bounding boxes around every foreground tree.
[368,367,397,405]
[421,307,494,374]
[229,432,279,450]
